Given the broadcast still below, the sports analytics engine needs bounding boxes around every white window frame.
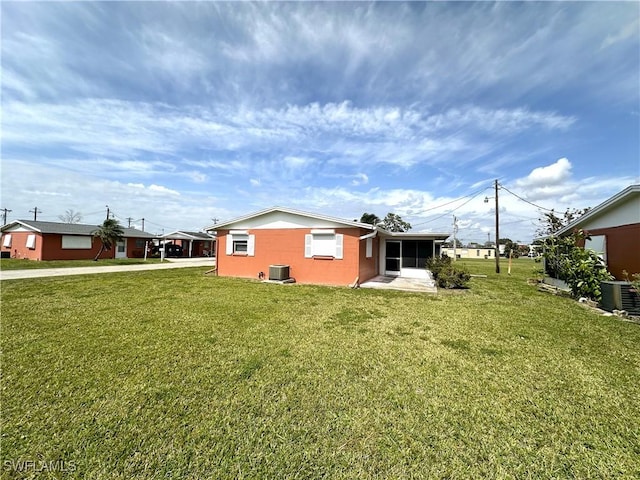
[62,235,92,249]
[26,234,36,249]
[226,232,255,256]
[2,234,11,248]
[304,231,343,259]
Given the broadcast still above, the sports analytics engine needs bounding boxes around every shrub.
[426,255,452,280]
[543,230,613,301]
[426,255,470,289]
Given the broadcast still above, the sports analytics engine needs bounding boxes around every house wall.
[216,227,371,285]
[358,235,379,282]
[442,248,495,259]
[577,195,640,231]
[581,223,640,280]
[40,234,108,260]
[0,230,154,261]
[1,231,44,260]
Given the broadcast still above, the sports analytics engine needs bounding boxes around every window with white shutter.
[304,231,343,259]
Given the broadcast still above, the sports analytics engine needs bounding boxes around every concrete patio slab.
[360,275,437,293]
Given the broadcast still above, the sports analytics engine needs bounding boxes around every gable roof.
[205,206,377,231]
[1,220,157,239]
[554,184,640,237]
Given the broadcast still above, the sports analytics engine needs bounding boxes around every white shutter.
[226,234,233,255]
[26,234,36,249]
[2,234,11,247]
[335,234,343,259]
[366,238,373,258]
[247,235,255,256]
[304,234,313,258]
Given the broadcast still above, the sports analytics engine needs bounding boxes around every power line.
[412,189,489,227]
[498,184,555,212]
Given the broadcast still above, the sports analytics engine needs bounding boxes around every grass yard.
[1,259,639,479]
[0,258,162,270]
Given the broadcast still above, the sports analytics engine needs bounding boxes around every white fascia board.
[554,184,640,237]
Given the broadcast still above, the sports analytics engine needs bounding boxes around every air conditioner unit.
[269,265,290,281]
[601,281,640,315]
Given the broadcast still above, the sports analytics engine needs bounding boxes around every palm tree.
[92,218,125,261]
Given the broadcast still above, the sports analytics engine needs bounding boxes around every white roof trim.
[554,184,640,237]
[205,206,376,232]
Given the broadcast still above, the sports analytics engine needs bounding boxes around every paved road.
[0,258,215,281]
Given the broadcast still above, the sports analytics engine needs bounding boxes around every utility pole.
[126,217,133,228]
[29,207,41,221]
[452,215,459,261]
[211,218,219,225]
[141,218,145,232]
[494,179,500,274]
[105,205,110,220]
[1,208,12,226]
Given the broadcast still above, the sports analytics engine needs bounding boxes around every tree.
[58,209,83,224]
[536,208,590,238]
[359,213,381,226]
[92,218,125,261]
[381,212,411,232]
[499,238,520,258]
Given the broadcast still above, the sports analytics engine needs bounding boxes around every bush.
[543,230,613,301]
[426,255,470,289]
[426,255,452,280]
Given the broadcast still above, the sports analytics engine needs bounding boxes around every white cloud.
[351,173,369,186]
[516,158,572,189]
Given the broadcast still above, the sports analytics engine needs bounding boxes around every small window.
[233,240,248,253]
[2,234,11,248]
[26,234,36,249]
[305,232,343,259]
[135,239,146,248]
[226,233,255,256]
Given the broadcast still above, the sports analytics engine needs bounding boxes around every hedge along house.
[205,207,450,286]
[550,184,640,281]
[161,231,216,257]
[1,220,157,261]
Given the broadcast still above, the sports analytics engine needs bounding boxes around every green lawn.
[0,258,162,270]
[2,259,639,479]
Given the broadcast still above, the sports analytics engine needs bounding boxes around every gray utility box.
[269,265,290,281]
[601,281,640,315]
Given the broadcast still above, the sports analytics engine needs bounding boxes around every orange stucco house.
[1,220,157,261]
[206,207,449,286]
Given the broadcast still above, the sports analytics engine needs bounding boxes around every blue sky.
[2,1,638,242]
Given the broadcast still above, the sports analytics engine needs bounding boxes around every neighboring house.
[1,220,157,261]
[442,247,496,259]
[550,184,640,280]
[162,231,216,257]
[205,207,449,286]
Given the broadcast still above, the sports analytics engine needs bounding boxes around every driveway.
[0,258,215,281]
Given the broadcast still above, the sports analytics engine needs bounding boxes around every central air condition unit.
[269,264,290,281]
[601,281,640,315]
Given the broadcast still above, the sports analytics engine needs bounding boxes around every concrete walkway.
[0,258,215,281]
